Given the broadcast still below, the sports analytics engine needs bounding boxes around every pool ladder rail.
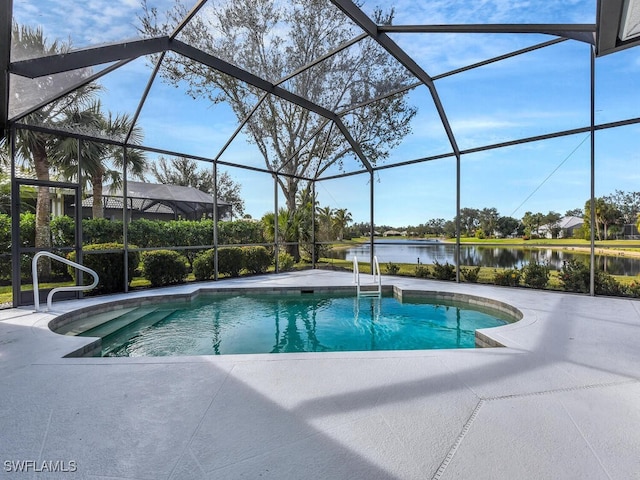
[353,256,382,298]
[32,251,99,312]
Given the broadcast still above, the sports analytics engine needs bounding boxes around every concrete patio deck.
[1,269,639,479]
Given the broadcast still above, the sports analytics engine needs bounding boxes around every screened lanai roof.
[2,0,640,189]
[84,181,231,219]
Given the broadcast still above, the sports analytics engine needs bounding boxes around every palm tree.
[316,206,334,241]
[57,107,147,218]
[332,208,352,241]
[12,24,101,278]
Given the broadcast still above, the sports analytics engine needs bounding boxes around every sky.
[10,0,640,227]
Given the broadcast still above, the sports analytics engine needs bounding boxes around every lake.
[326,239,640,276]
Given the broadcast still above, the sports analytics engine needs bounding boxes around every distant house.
[540,216,583,239]
[65,181,232,221]
[383,230,406,237]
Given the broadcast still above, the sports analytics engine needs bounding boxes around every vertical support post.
[455,153,461,283]
[369,171,375,272]
[122,146,129,292]
[0,0,12,132]
[311,181,316,269]
[213,161,219,280]
[75,138,83,298]
[10,128,20,307]
[589,45,596,296]
[274,174,279,273]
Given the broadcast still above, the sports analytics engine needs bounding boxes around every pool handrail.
[353,256,381,297]
[32,251,99,312]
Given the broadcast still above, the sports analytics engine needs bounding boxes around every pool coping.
[49,283,524,358]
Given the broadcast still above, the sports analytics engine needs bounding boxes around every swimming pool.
[57,291,518,356]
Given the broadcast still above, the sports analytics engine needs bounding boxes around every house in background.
[540,215,584,239]
[64,181,232,221]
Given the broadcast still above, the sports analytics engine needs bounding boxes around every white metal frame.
[32,251,99,312]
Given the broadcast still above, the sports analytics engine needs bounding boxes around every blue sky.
[11,0,640,226]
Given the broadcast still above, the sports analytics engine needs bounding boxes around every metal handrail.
[32,251,99,312]
[354,256,381,298]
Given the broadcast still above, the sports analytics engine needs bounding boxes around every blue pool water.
[86,293,513,357]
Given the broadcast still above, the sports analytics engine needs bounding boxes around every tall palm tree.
[56,107,147,218]
[316,205,334,241]
[332,208,352,241]
[12,24,101,278]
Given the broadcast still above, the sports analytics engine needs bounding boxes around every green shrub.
[493,268,521,287]
[20,212,35,247]
[595,270,624,296]
[218,247,243,277]
[626,280,640,298]
[0,213,10,253]
[192,249,216,281]
[559,259,589,293]
[432,259,456,281]
[82,218,123,244]
[385,262,400,275]
[127,219,165,248]
[522,261,550,289]
[559,259,626,296]
[278,251,295,272]
[461,266,481,283]
[141,250,188,287]
[243,246,272,274]
[51,215,75,247]
[67,243,139,294]
[415,265,430,278]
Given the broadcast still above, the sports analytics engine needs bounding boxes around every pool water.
[87,293,511,356]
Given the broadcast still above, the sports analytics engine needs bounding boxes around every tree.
[565,208,583,218]
[332,208,352,241]
[459,208,480,236]
[12,25,101,278]
[478,207,499,238]
[543,211,562,239]
[584,197,622,240]
[56,105,147,218]
[316,205,334,241]
[150,156,244,218]
[496,216,521,238]
[139,0,416,249]
[522,211,544,238]
[606,190,640,225]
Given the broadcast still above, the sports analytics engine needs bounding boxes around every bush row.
[193,246,282,280]
[60,245,288,293]
[383,258,640,297]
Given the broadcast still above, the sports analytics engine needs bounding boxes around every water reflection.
[327,240,640,276]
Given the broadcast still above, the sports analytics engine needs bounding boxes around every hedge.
[141,250,188,287]
[67,243,139,294]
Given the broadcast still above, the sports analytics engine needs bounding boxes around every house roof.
[558,216,584,229]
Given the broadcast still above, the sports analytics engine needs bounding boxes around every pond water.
[326,239,640,276]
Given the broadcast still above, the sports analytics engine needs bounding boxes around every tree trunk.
[33,145,51,280]
[91,173,104,219]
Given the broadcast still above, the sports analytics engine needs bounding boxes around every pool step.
[100,309,177,356]
[58,307,139,336]
[79,307,159,339]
